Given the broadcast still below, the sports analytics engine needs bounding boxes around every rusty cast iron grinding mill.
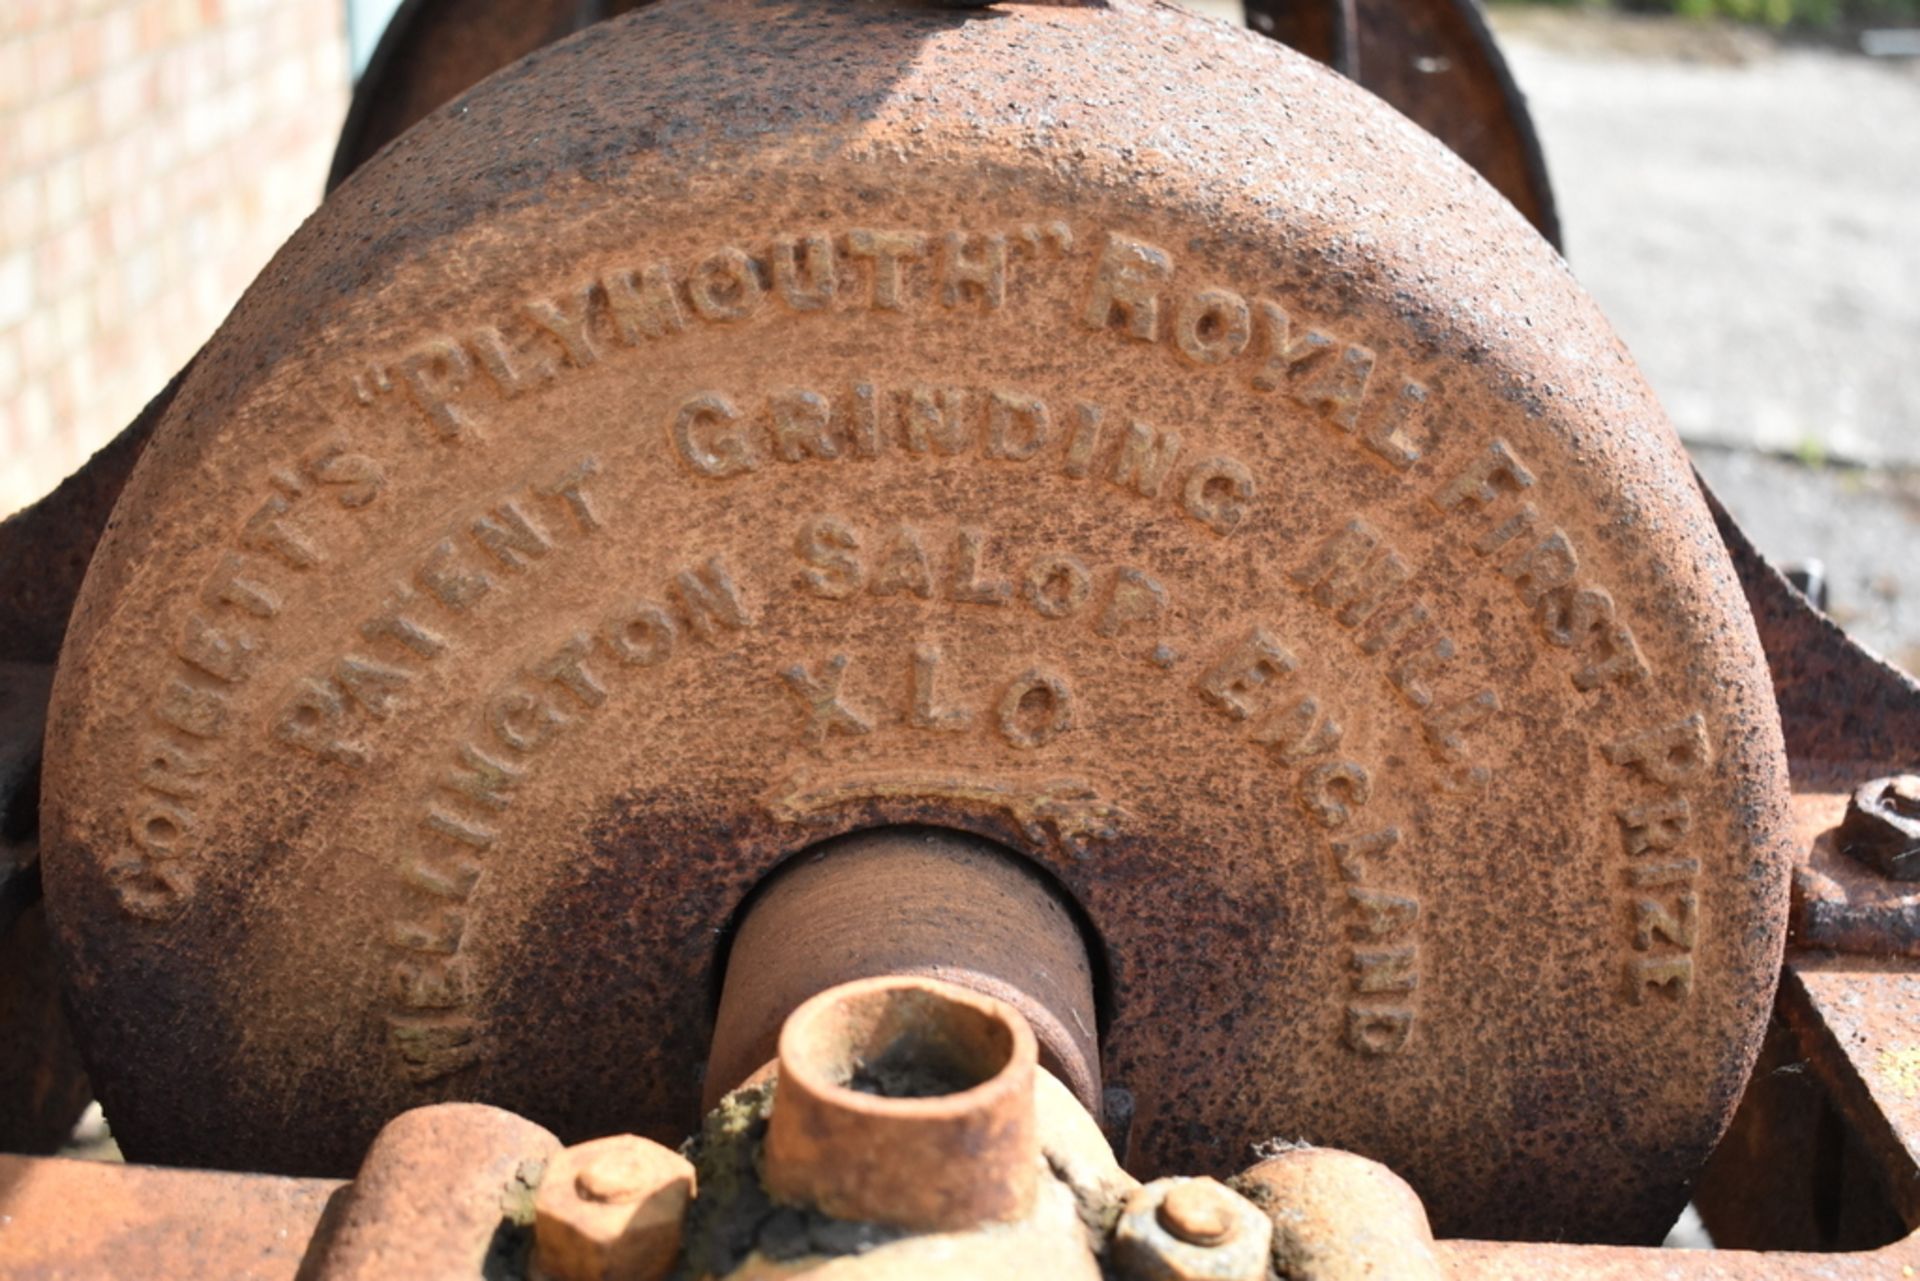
[19,0,1920,1277]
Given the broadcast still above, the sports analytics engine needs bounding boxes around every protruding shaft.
[761,975,1039,1231]
[706,826,1100,1114]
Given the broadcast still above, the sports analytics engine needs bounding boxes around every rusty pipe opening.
[705,826,1102,1116]
[761,975,1039,1232]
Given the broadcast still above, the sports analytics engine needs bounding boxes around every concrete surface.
[1491,9,1920,664]
[1691,443,1920,671]
[1498,9,1920,469]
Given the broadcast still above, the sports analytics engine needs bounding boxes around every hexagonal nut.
[533,1134,695,1281]
[1112,1177,1271,1281]
[1841,775,1920,879]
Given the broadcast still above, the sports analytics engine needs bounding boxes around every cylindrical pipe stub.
[707,826,1100,1115]
[761,974,1039,1232]
[1234,1147,1444,1281]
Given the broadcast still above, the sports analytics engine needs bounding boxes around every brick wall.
[0,0,349,517]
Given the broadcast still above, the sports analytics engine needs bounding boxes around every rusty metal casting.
[1699,477,1920,778]
[326,0,644,191]
[299,1102,559,1281]
[707,825,1100,1114]
[9,944,1920,1275]
[0,662,89,1158]
[0,904,91,1158]
[3,0,1910,1274]
[0,378,188,1148]
[1237,1147,1445,1281]
[1245,0,1562,246]
[325,0,1560,248]
[678,994,1114,1278]
[1344,0,1561,246]
[0,662,52,936]
[1793,790,1920,958]
[1244,0,1361,78]
[0,370,191,1156]
[761,976,1039,1232]
[0,363,189,668]
[1112,1177,1273,1281]
[0,1153,343,1279]
[1837,775,1920,880]
[533,1134,695,1281]
[35,0,1787,1244]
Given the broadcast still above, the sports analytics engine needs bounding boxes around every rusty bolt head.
[576,1147,663,1205]
[1114,1178,1271,1281]
[1887,776,1920,816]
[533,1135,693,1281]
[1840,776,1920,880]
[1157,1179,1239,1246]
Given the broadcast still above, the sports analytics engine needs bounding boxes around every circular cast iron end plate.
[42,0,1787,1245]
